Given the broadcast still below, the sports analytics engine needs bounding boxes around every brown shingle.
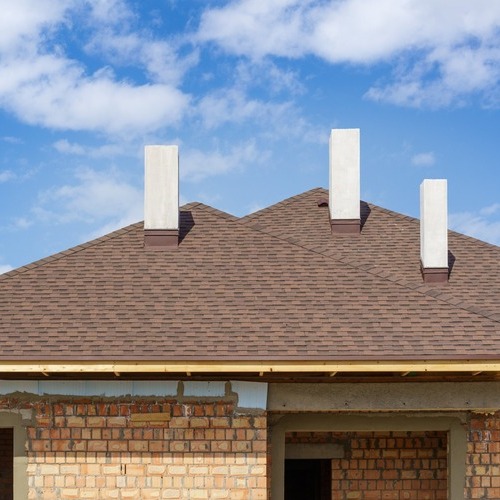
[0,191,498,362]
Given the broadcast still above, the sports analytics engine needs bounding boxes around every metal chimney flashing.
[329,128,361,234]
[144,145,179,249]
[144,229,179,248]
[420,265,449,284]
[330,219,360,234]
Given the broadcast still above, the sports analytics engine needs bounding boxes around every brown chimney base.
[421,264,448,284]
[144,229,179,248]
[330,219,360,234]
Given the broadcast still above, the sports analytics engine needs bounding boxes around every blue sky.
[1,0,499,272]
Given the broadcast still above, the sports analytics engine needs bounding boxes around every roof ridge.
[187,202,238,221]
[371,204,499,250]
[0,223,142,281]
[0,201,239,281]
[238,188,498,322]
[448,227,500,249]
[181,201,203,210]
[240,187,326,223]
[240,208,500,326]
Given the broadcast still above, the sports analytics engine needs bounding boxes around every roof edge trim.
[2,360,500,374]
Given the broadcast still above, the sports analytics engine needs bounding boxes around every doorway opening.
[285,459,332,500]
[0,427,13,500]
[272,414,467,500]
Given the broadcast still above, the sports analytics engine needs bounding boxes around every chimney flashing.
[144,229,179,248]
[329,128,360,234]
[330,219,360,234]
[420,266,449,284]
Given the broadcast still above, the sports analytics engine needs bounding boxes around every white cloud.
[13,217,32,230]
[34,168,143,235]
[234,59,305,95]
[367,43,500,107]
[53,140,86,155]
[182,142,265,182]
[450,206,500,246]
[0,1,191,136]
[53,139,128,158]
[0,0,73,54]
[196,87,324,143]
[85,32,197,86]
[2,136,23,144]
[411,152,435,167]
[0,171,15,183]
[198,0,500,62]
[198,0,500,107]
[0,264,13,275]
[197,88,280,129]
[0,54,189,135]
[84,0,133,24]
[480,203,500,217]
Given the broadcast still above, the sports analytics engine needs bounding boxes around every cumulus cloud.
[197,88,281,129]
[53,139,129,158]
[182,142,266,182]
[196,87,324,143]
[0,0,72,53]
[450,204,500,246]
[0,0,191,136]
[411,152,435,167]
[234,59,305,95]
[85,33,197,86]
[198,0,500,107]
[0,54,189,135]
[34,168,143,235]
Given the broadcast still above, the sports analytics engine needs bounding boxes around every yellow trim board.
[0,360,499,373]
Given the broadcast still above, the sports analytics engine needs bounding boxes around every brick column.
[465,412,500,499]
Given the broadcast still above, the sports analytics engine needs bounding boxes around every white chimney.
[329,128,360,233]
[144,145,179,247]
[420,179,448,283]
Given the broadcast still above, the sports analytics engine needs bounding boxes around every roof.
[0,188,499,365]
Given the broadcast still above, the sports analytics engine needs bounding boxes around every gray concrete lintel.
[269,381,500,412]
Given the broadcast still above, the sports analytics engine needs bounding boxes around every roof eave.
[2,359,500,375]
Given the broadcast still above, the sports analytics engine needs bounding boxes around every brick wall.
[5,400,500,499]
[0,427,13,499]
[1,398,266,499]
[465,411,500,499]
[286,431,447,500]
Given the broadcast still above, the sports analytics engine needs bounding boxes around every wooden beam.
[0,360,500,374]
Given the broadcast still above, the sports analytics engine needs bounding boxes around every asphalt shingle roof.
[0,188,498,361]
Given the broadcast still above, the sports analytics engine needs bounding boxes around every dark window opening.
[285,458,331,500]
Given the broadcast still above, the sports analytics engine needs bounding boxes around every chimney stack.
[420,179,448,283]
[329,129,360,233]
[144,145,179,248]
